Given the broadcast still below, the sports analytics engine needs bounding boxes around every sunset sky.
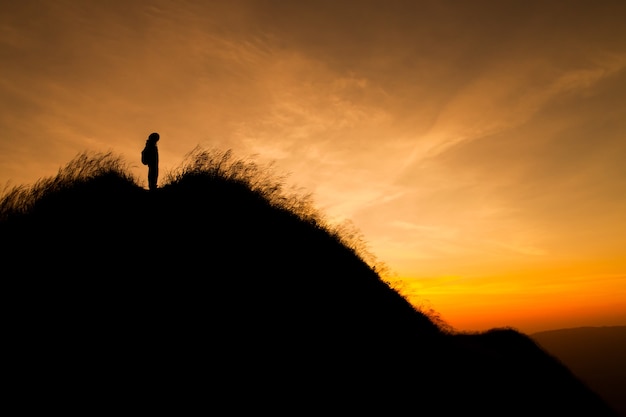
[2,0,625,333]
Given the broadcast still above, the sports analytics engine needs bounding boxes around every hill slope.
[1,149,619,415]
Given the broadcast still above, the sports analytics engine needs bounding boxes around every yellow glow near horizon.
[392,265,626,333]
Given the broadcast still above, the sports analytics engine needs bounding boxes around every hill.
[531,326,626,417]
[0,148,619,415]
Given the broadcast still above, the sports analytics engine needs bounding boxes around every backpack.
[141,147,149,165]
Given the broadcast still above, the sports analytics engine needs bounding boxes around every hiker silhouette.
[142,132,160,191]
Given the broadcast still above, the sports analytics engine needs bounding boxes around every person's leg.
[148,166,157,191]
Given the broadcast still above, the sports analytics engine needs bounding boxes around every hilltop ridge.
[1,149,618,415]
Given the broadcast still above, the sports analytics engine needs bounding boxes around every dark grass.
[0,148,619,416]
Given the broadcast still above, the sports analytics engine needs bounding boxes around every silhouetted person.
[141,132,160,191]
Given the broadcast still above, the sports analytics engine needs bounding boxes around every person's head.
[148,132,160,143]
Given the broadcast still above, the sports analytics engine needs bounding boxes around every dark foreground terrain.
[1,150,619,415]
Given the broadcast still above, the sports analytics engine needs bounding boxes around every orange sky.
[2,0,625,334]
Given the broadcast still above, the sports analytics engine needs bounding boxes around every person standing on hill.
[141,132,160,191]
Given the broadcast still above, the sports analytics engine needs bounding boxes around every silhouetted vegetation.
[0,151,136,220]
[163,146,387,272]
[1,148,619,416]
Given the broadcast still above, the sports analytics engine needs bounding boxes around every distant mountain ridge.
[531,326,626,417]
[1,149,619,416]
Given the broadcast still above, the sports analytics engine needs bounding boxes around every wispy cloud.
[398,52,626,174]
